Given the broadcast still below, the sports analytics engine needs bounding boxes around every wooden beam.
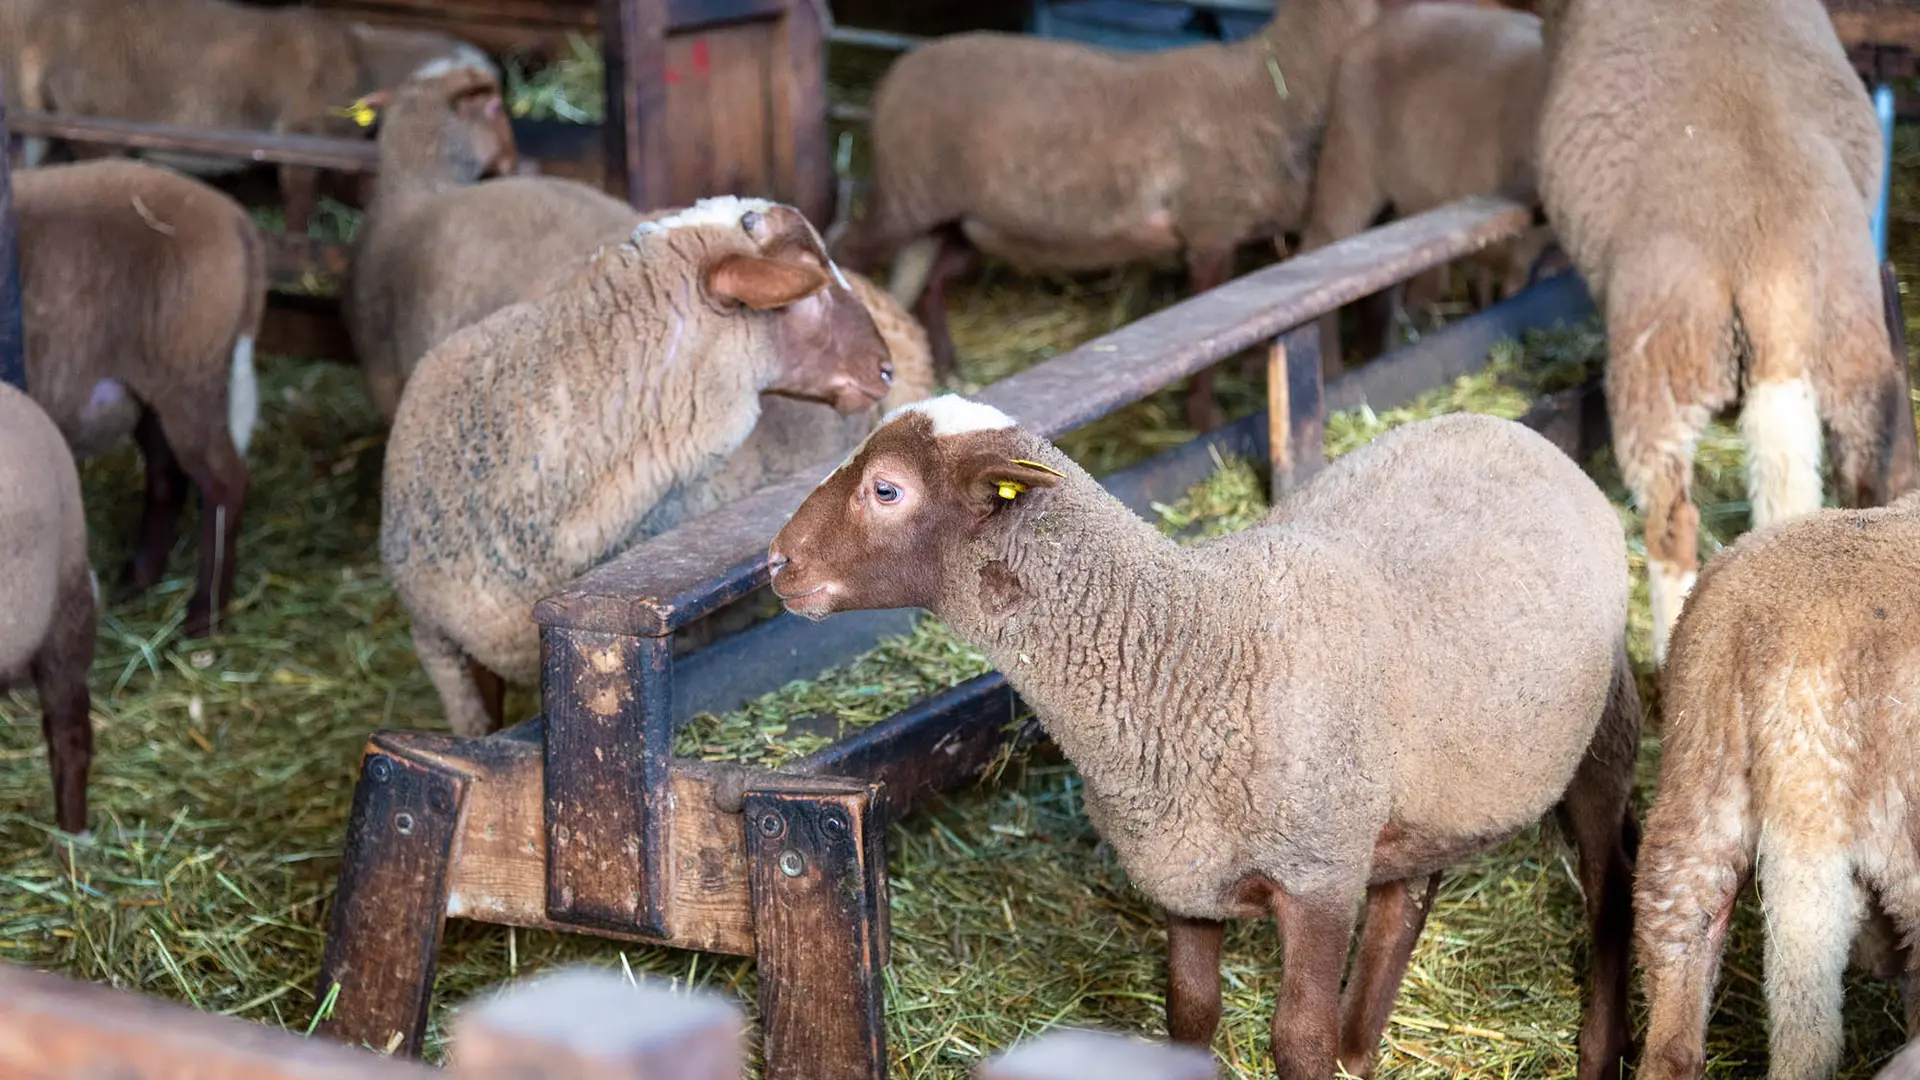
[598,0,671,207]
[533,195,1537,638]
[10,111,380,172]
[0,90,23,394]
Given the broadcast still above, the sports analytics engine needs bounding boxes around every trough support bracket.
[744,776,889,1080]
[542,626,674,938]
[1268,322,1327,502]
[315,736,466,1057]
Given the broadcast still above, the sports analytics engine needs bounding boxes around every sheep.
[1534,0,1916,666]
[767,399,1641,1080]
[0,380,96,836]
[380,197,898,737]
[827,0,1398,433]
[0,0,494,233]
[1634,491,1920,1080]
[14,158,265,638]
[1298,2,1561,368]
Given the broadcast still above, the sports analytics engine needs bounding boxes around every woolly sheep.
[768,399,1640,1080]
[381,197,896,736]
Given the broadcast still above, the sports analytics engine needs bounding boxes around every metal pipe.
[827,25,927,52]
[1874,82,1896,262]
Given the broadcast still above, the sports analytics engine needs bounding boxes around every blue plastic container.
[1028,0,1276,52]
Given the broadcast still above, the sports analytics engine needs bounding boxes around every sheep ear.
[332,90,392,128]
[969,457,1064,510]
[707,255,831,310]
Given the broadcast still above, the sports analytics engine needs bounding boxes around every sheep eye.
[873,479,900,504]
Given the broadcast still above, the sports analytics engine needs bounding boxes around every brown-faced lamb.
[767,399,1640,1080]
[828,0,1404,433]
[1299,1,1559,367]
[1634,490,1920,1080]
[0,0,494,232]
[15,158,265,638]
[1535,0,1915,666]
[381,197,897,737]
[0,381,96,836]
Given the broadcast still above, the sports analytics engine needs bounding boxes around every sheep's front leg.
[1183,246,1234,434]
[413,621,497,738]
[1166,912,1225,1047]
[914,228,974,385]
[1268,883,1361,1080]
[1336,874,1440,1078]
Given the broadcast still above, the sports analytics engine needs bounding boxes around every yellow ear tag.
[331,99,379,128]
[1007,458,1065,478]
[997,481,1026,500]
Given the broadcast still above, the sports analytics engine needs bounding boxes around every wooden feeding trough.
[310,195,1620,1079]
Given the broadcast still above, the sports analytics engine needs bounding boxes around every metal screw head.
[428,785,454,815]
[777,849,805,877]
[367,756,392,783]
[822,811,849,839]
[394,811,415,836]
[757,811,785,839]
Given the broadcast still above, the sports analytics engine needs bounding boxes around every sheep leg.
[467,657,507,733]
[413,621,497,738]
[1297,92,1388,377]
[1334,873,1439,1078]
[1817,272,1918,510]
[1165,913,1225,1047]
[178,444,248,638]
[1558,654,1641,1080]
[1758,840,1864,1080]
[30,571,95,836]
[127,407,189,592]
[280,163,319,238]
[1268,884,1360,1080]
[914,229,973,384]
[1634,767,1753,1080]
[1183,246,1234,434]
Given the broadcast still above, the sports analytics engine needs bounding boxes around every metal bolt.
[394,811,415,836]
[367,756,392,783]
[428,785,453,815]
[758,811,785,839]
[778,849,805,877]
[822,812,848,839]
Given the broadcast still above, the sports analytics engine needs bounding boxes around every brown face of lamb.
[767,398,1064,619]
[711,204,894,413]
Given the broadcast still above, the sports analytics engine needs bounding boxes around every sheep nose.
[767,550,789,577]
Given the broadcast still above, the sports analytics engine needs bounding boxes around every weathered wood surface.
[0,88,23,394]
[1267,322,1325,500]
[534,196,1536,638]
[11,110,381,171]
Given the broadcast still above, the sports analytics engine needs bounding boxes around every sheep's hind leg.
[1335,873,1440,1078]
[1758,841,1863,1080]
[1166,913,1224,1047]
[30,569,95,836]
[127,407,188,592]
[914,227,974,385]
[1183,246,1234,434]
[413,622,496,738]
[1267,883,1361,1080]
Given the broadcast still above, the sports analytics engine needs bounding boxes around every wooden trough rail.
[313,194,1598,1080]
[0,961,1215,1080]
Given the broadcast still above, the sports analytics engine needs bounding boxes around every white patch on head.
[630,196,782,241]
[410,49,497,82]
[1740,375,1824,528]
[229,334,259,457]
[1648,560,1697,668]
[886,394,1016,438]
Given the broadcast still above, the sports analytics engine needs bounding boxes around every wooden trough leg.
[1267,322,1327,503]
[316,733,466,1056]
[1883,261,1918,500]
[745,776,889,1080]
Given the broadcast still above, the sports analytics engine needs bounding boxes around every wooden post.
[1266,322,1327,502]
[744,776,889,1080]
[598,0,670,209]
[1884,260,1918,498]
[775,0,834,225]
[0,82,24,394]
[453,968,744,1080]
[315,740,467,1057]
[542,627,674,938]
[977,1029,1218,1080]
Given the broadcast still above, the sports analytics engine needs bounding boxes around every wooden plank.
[1833,9,1920,51]
[1267,322,1324,500]
[0,963,435,1080]
[745,776,888,1080]
[776,0,834,224]
[533,195,1536,638]
[0,90,23,394]
[452,968,745,1080]
[11,111,380,172]
[599,0,672,207]
[541,627,673,937]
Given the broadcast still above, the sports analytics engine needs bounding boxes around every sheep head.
[633,197,895,413]
[364,62,518,179]
[768,395,1064,619]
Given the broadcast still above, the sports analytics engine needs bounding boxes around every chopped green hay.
[503,35,607,125]
[3,116,1918,1080]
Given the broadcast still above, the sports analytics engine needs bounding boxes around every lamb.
[1534,0,1916,665]
[827,0,1398,433]
[0,0,494,233]
[0,381,96,836]
[1298,2,1561,367]
[15,158,266,638]
[1634,491,1920,1080]
[767,400,1641,1080]
[380,197,897,737]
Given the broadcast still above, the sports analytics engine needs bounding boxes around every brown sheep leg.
[914,230,974,384]
[414,621,497,737]
[1165,913,1225,1046]
[179,446,249,638]
[1820,268,1918,510]
[280,163,319,237]
[30,570,95,835]
[467,658,507,733]
[127,408,189,592]
[1184,246,1235,434]
[1267,884,1359,1080]
[1334,873,1440,1078]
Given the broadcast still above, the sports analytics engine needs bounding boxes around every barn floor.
[1,46,1918,1079]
